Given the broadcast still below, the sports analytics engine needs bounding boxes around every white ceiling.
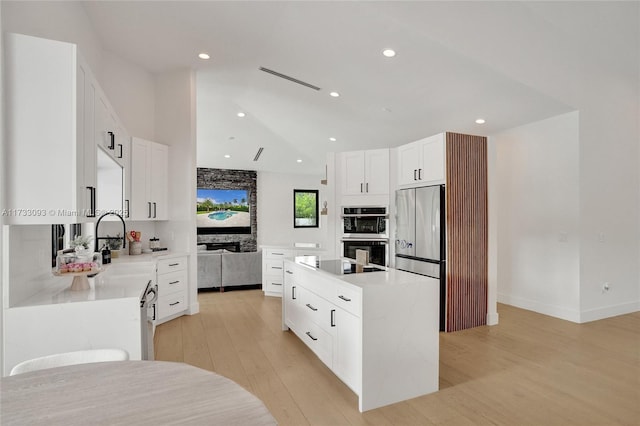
[82,1,636,175]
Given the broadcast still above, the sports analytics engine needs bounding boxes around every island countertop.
[291,255,433,289]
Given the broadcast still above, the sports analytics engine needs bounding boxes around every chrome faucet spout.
[95,212,127,252]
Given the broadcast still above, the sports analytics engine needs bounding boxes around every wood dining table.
[0,360,277,425]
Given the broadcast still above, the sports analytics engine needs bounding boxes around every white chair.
[9,348,129,376]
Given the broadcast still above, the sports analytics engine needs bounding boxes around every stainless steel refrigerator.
[395,185,446,330]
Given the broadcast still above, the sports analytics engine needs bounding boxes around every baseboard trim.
[580,301,640,323]
[498,293,581,323]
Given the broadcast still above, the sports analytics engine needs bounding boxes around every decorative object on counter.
[54,249,103,291]
[149,237,160,250]
[105,234,123,258]
[70,235,93,251]
[127,230,142,255]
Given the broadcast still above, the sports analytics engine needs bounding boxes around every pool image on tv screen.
[196,189,250,231]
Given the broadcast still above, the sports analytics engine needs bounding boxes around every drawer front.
[299,319,333,369]
[265,259,285,274]
[265,248,295,259]
[298,286,334,334]
[157,292,186,319]
[158,270,187,296]
[334,283,362,317]
[264,277,284,294]
[157,256,187,274]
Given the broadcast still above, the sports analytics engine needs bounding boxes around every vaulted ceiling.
[83,1,637,175]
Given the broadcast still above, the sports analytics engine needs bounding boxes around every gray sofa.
[197,248,262,290]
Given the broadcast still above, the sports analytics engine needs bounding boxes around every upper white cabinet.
[340,149,389,196]
[3,33,97,224]
[95,90,129,170]
[130,137,169,221]
[397,133,445,187]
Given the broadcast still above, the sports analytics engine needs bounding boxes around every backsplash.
[197,168,257,252]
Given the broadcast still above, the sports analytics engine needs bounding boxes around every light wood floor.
[155,290,640,425]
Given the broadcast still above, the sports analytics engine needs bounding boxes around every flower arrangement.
[70,235,93,251]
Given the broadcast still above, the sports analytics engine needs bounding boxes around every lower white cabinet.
[261,246,323,297]
[283,258,440,412]
[156,256,188,323]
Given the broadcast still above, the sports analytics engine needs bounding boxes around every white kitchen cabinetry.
[95,90,129,170]
[130,137,169,221]
[4,33,97,224]
[261,245,324,297]
[283,258,439,412]
[397,133,445,187]
[340,149,389,196]
[156,256,189,323]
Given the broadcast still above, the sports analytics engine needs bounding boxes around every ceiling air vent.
[253,147,264,162]
[259,67,321,91]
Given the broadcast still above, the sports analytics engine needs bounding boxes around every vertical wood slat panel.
[445,133,488,332]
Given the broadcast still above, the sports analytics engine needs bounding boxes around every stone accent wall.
[197,168,257,252]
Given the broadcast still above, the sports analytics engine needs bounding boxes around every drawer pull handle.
[331,309,336,327]
[169,263,179,267]
[169,281,179,285]
[338,295,352,302]
[285,270,293,274]
[305,303,318,312]
[273,252,284,255]
[169,301,180,306]
[272,282,282,286]
[272,266,283,270]
[305,331,318,341]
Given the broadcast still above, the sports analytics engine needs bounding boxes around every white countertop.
[110,251,188,263]
[289,255,436,289]
[260,243,323,250]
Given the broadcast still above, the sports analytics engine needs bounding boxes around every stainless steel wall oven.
[341,206,389,266]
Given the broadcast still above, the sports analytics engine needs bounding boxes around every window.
[293,189,319,228]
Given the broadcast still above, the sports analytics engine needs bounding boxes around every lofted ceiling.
[82,1,636,175]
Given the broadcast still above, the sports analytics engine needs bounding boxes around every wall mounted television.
[196,188,251,234]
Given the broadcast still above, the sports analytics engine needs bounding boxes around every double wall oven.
[341,206,389,266]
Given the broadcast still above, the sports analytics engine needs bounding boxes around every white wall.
[257,171,329,250]
[493,112,581,321]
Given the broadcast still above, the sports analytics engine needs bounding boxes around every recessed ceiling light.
[382,49,396,58]
[237,112,246,118]
[475,118,486,124]
[198,53,210,60]
[224,154,231,158]
[329,137,337,142]
[296,159,302,163]
[329,91,340,98]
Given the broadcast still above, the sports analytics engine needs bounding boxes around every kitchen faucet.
[95,212,127,252]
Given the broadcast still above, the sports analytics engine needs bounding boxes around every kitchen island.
[283,256,440,412]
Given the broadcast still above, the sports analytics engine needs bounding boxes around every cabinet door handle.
[360,183,363,193]
[292,286,296,300]
[331,309,335,327]
[169,280,180,285]
[169,301,180,306]
[418,168,422,180]
[338,295,351,302]
[125,199,130,218]
[148,202,152,218]
[414,169,417,180]
[153,202,157,218]
[305,331,318,341]
[117,144,123,158]
[366,182,369,193]
[305,303,318,312]
[107,131,115,149]
[86,186,96,217]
